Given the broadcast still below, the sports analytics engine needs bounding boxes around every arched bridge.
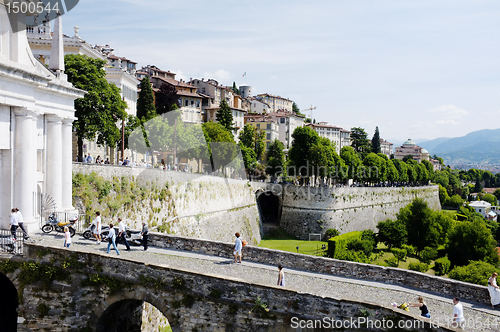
[1,233,495,331]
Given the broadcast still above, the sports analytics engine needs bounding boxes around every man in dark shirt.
[141,222,149,251]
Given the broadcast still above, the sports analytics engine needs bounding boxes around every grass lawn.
[258,238,327,256]
[258,228,327,256]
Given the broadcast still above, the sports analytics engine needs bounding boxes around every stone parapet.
[149,232,489,306]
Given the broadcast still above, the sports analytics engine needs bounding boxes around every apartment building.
[244,115,280,151]
[305,122,351,154]
[256,93,293,113]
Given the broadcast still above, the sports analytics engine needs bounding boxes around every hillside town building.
[394,139,442,170]
[255,93,293,113]
[0,8,84,231]
[27,24,139,163]
[305,122,351,154]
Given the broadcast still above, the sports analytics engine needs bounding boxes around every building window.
[280,118,285,123]
[267,133,271,140]
[257,124,260,129]
[196,100,200,108]
[184,99,189,107]
[267,124,271,129]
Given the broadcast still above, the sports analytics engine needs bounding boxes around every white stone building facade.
[0,7,84,231]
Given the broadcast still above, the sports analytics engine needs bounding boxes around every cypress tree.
[137,76,156,121]
[371,126,381,154]
[216,99,234,133]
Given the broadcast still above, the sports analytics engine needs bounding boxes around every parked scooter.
[83,224,142,246]
[42,213,77,237]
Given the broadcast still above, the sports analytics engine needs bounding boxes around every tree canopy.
[371,126,381,154]
[136,76,156,121]
[216,100,234,134]
[65,54,127,159]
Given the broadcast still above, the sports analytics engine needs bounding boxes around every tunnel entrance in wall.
[97,300,171,332]
[0,273,18,332]
[256,191,282,226]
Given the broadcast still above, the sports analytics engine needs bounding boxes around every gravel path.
[29,231,500,332]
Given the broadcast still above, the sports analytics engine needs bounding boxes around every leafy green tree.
[447,218,499,267]
[391,248,408,265]
[239,124,256,149]
[340,146,361,180]
[202,121,236,173]
[494,189,500,202]
[448,261,498,285]
[239,143,257,174]
[325,228,339,239]
[397,198,444,251]
[363,152,383,184]
[421,160,434,180]
[288,126,320,180]
[292,102,302,115]
[417,163,430,184]
[255,130,266,161]
[391,159,408,183]
[266,139,285,180]
[155,83,180,116]
[216,100,234,134]
[474,177,483,193]
[350,127,371,157]
[376,219,407,248]
[405,160,418,184]
[447,194,463,207]
[65,54,127,160]
[137,76,156,121]
[483,193,497,206]
[385,156,399,184]
[371,126,381,154]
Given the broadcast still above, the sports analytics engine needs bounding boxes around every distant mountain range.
[414,129,500,166]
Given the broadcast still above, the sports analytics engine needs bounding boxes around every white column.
[14,108,37,230]
[46,115,63,211]
[61,118,75,212]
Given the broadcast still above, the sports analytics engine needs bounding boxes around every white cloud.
[428,105,469,118]
[435,120,459,126]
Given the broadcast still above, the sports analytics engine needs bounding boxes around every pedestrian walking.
[233,232,242,263]
[15,208,29,239]
[277,265,285,286]
[63,226,71,248]
[92,211,102,244]
[117,218,130,251]
[141,221,149,251]
[9,208,18,241]
[452,297,465,329]
[106,223,120,255]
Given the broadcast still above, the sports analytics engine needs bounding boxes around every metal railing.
[0,229,25,255]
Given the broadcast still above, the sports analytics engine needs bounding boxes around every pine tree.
[137,76,156,121]
[371,126,381,154]
[216,100,234,133]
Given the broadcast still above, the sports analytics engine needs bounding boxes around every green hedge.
[328,231,362,259]
[434,257,451,276]
[449,261,498,285]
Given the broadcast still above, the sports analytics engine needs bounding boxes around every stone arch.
[0,272,18,332]
[255,189,282,224]
[93,288,181,332]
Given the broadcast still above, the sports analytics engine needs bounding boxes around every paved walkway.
[26,231,500,332]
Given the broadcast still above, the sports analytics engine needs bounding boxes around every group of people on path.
[79,212,149,254]
[9,207,28,241]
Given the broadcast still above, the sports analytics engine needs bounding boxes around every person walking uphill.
[141,222,149,251]
[106,223,120,255]
[9,208,18,241]
[15,208,29,240]
[233,232,242,263]
[409,296,430,318]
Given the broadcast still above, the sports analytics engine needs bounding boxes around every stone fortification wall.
[2,244,452,332]
[277,185,440,238]
[147,232,489,306]
[72,163,264,244]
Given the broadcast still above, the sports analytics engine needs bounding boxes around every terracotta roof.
[177,90,203,98]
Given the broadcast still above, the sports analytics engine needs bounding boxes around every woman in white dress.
[488,272,500,308]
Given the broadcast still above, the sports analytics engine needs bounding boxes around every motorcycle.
[83,224,142,246]
[41,213,77,237]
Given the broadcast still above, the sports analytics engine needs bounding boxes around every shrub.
[419,247,438,264]
[347,239,374,257]
[325,228,339,239]
[327,231,362,259]
[385,256,398,267]
[434,257,451,276]
[376,219,407,248]
[391,248,407,264]
[336,250,370,264]
[448,261,498,285]
[361,229,377,247]
[401,244,415,256]
[408,262,429,273]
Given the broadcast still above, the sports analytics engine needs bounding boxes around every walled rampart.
[72,163,264,244]
[275,185,440,238]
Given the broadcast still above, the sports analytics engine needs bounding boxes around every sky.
[61,0,500,143]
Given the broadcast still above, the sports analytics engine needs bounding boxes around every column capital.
[46,114,64,123]
[62,117,76,125]
[13,107,38,118]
